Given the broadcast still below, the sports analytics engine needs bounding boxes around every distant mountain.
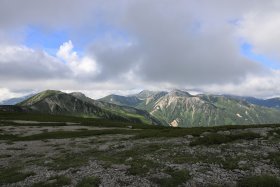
[132,90,168,100]
[225,95,280,110]
[0,94,34,105]
[98,94,142,107]
[99,89,280,127]
[15,90,162,125]
[263,98,280,109]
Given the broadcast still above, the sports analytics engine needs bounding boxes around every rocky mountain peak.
[168,89,192,97]
[70,92,87,99]
[136,90,157,99]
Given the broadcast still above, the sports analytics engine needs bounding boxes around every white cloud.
[201,70,280,98]
[57,40,78,62]
[1,0,280,100]
[0,44,69,80]
[57,40,99,76]
[239,7,280,61]
[63,89,142,99]
[0,88,28,102]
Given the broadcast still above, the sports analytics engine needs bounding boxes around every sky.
[1,0,280,100]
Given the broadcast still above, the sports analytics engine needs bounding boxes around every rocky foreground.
[1,122,280,187]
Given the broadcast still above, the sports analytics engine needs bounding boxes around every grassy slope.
[18,90,61,106]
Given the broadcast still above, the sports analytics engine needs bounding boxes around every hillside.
[16,90,162,125]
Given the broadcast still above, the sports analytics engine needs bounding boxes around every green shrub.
[128,159,160,175]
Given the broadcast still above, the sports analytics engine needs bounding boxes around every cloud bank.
[0,0,280,100]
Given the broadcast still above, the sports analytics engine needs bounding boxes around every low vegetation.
[268,152,280,168]
[31,175,71,187]
[0,134,18,140]
[45,152,89,170]
[76,176,101,187]
[237,175,280,187]
[16,129,136,141]
[1,111,280,186]
[128,158,160,175]
[190,132,260,146]
[152,168,190,187]
[0,167,34,185]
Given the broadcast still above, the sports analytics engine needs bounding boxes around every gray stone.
[260,132,267,137]
[185,135,194,139]
[126,157,133,162]
[238,160,247,167]
[254,167,262,175]
[218,131,231,136]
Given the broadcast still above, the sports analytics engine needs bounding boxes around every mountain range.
[1,90,161,125]
[1,89,280,127]
[99,90,280,127]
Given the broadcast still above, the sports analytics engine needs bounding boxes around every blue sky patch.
[241,42,280,69]
[24,26,73,55]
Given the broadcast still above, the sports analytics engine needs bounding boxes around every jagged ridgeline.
[99,90,280,127]
[2,89,280,127]
[15,90,162,125]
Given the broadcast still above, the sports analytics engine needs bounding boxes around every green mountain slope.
[18,90,61,106]
[17,90,162,125]
[99,90,280,127]
[98,94,141,107]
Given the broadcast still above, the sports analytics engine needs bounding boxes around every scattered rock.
[185,135,194,139]
[238,160,247,166]
[260,132,267,137]
[201,132,212,136]
[217,131,231,136]
[1,125,280,187]
[254,167,262,175]
[126,157,133,162]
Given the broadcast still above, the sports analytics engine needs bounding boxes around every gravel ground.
[1,125,280,187]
